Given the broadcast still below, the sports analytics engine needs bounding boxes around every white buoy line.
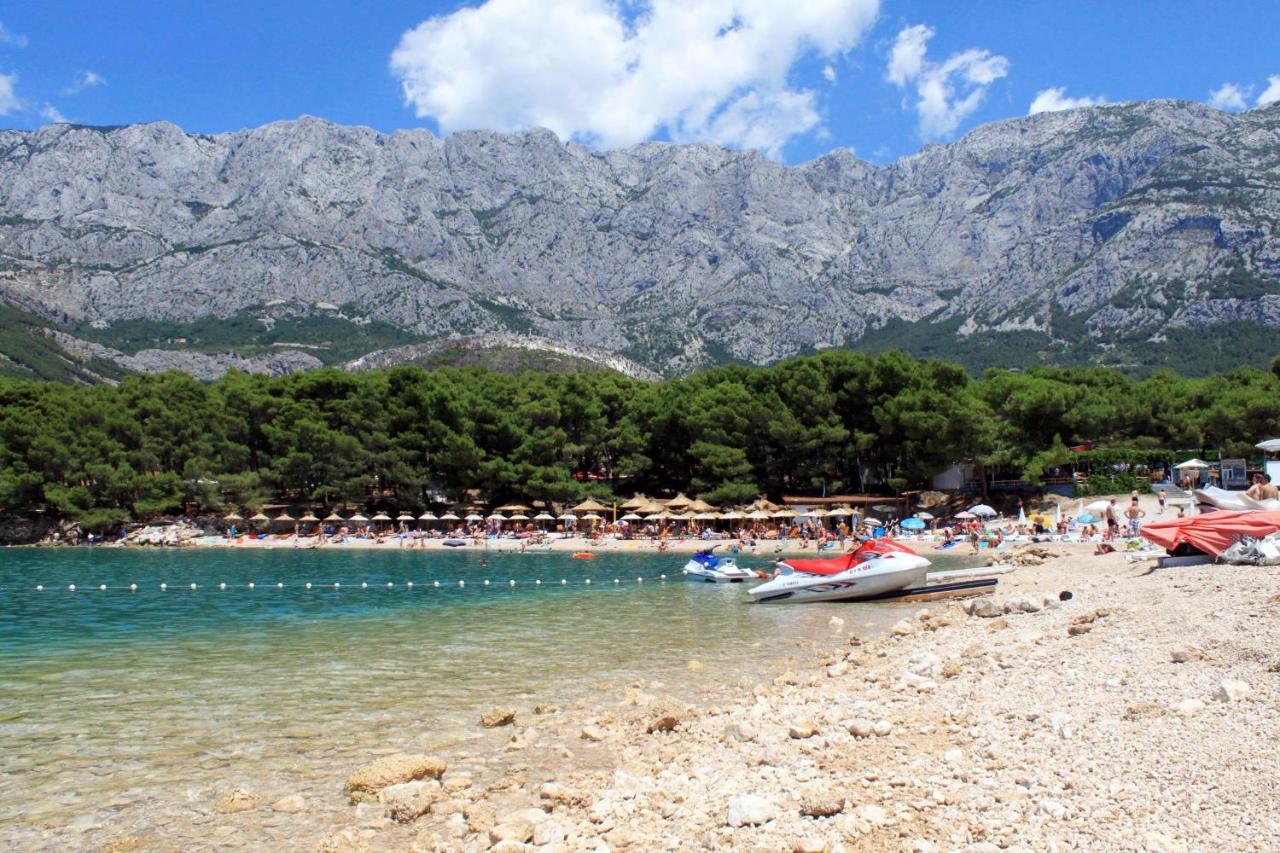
[21,574,674,594]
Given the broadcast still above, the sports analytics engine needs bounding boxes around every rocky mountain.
[0,99,1277,379]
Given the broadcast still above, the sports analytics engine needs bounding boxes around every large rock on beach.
[727,794,776,827]
[344,754,446,802]
[646,711,683,733]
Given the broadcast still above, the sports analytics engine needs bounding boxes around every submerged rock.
[344,754,446,802]
[480,707,517,727]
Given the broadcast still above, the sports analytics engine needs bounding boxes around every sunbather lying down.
[1093,542,1117,555]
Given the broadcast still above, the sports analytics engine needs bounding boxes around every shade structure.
[223,512,243,521]
[746,510,771,520]
[619,494,648,510]
[439,512,460,521]
[720,510,744,520]
[643,513,666,521]
[1142,509,1280,557]
[664,493,692,510]
[495,503,530,513]
[967,504,997,517]
[249,512,270,523]
[1256,439,1280,452]
[620,512,642,521]
[572,498,608,513]
[954,511,976,520]
[1086,500,1111,513]
[533,512,555,521]
[485,513,508,522]
[558,513,578,522]
[1017,506,1027,525]
[348,514,370,523]
[915,511,934,520]
[862,517,882,527]
[298,513,320,523]
[1173,458,1210,469]
[274,512,295,523]
[773,509,798,518]
[901,517,926,530]
[396,513,415,521]
[465,513,483,521]
[580,513,603,521]
[687,499,716,513]
[825,507,850,517]
[692,511,719,520]
[509,513,530,521]
[636,501,665,514]
[418,511,438,521]
[323,512,345,522]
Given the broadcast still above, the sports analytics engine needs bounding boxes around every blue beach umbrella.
[1077,513,1098,524]
[900,517,926,530]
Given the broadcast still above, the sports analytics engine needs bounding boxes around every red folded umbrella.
[1140,510,1280,558]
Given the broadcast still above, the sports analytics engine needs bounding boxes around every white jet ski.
[748,538,930,604]
[683,548,761,583]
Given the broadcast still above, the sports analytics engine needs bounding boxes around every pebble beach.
[85,541,1274,852]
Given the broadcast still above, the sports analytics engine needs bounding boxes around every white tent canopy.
[1173,458,1210,469]
[1256,439,1280,452]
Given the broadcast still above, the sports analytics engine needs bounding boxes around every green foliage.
[1,349,1279,525]
[1077,473,1152,497]
[75,308,424,363]
[0,304,131,383]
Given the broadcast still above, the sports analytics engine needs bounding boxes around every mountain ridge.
[0,99,1277,378]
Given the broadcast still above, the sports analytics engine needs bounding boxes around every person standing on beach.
[1156,488,1167,513]
[1124,498,1146,537]
[1105,499,1119,539]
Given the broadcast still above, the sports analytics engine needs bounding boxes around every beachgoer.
[1246,473,1279,501]
[1123,499,1146,536]
[1156,488,1167,513]
[1105,499,1119,539]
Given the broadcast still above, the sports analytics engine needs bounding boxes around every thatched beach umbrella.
[664,493,692,510]
[572,498,608,513]
[693,511,719,521]
[418,511,438,521]
[620,512,641,521]
[746,510,771,520]
[688,499,716,513]
[249,511,270,524]
[636,501,665,514]
[643,512,665,521]
[370,512,392,522]
[485,513,507,522]
[773,509,798,518]
[349,513,370,526]
[299,512,320,523]
[465,513,483,522]
[619,494,648,511]
[323,511,345,523]
[509,513,530,521]
[396,513,415,522]
[223,512,243,522]
[720,510,744,520]
[558,513,578,523]
[440,512,460,521]
[580,512,602,522]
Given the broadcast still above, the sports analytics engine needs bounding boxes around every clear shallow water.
[0,547,974,848]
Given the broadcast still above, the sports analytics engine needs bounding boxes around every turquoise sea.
[0,546,975,849]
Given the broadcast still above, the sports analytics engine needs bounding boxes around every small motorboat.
[682,547,760,583]
[748,538,930,604]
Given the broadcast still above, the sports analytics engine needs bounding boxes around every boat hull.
[748,554,930,604]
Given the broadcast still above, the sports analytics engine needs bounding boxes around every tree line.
[1,350,1278,528]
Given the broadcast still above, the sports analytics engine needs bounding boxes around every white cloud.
[64,70,106,96]
[1208,82,1250,112]
[1029,86,1106,115]
[40,104,66,123]
[822,63,836,83]
[885,24,1008,140]
[0,72,21,115]
[1258,75,1280,108]
[390,0,880,157]
[0,21,28,48]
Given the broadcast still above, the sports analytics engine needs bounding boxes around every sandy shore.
[238,541,1280,853]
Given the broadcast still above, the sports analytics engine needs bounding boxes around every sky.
[0,1,1277,164]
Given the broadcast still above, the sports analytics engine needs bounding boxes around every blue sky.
[1,1,1277,164]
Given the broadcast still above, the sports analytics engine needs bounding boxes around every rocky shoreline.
[96,544,1277,852]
